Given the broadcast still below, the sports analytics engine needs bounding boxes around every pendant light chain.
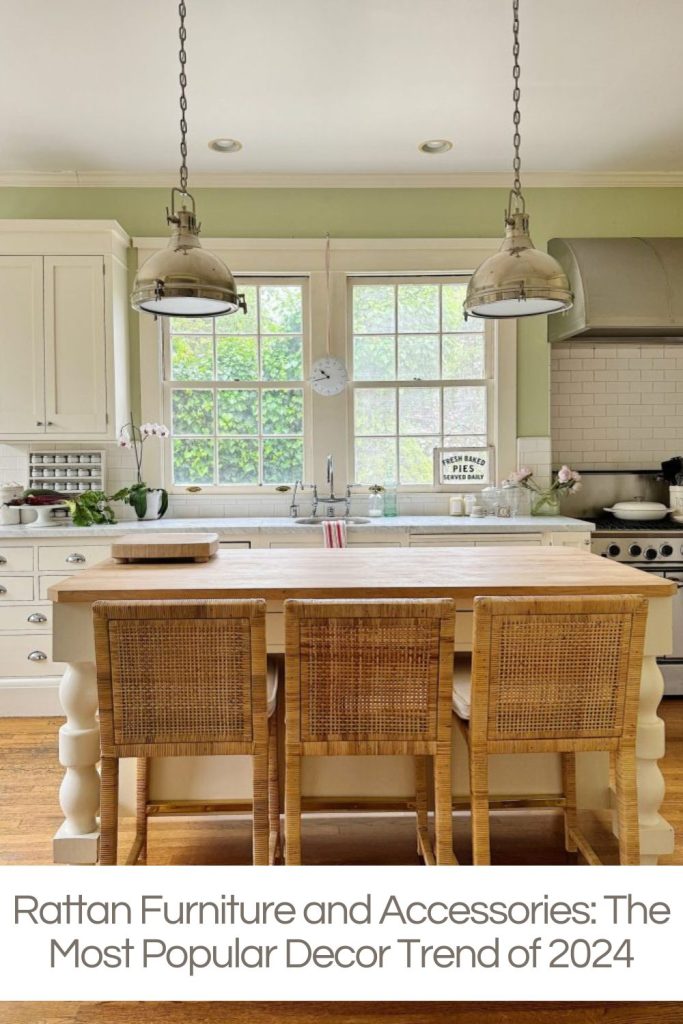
[511,0,523,208]
[178,0,189,194]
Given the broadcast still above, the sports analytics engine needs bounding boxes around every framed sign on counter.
[433,446,494,490]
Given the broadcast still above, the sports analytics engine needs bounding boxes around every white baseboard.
[0,677,62,716]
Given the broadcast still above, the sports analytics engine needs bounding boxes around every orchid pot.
[115,417,170,521]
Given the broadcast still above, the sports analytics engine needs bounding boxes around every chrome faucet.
[327,454,335,497]
[318,454,351,517]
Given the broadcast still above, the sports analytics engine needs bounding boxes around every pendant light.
[131,1,245,318]
[464,0,572,320]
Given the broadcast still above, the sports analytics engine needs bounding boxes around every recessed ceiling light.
[418,139,453,154]
[209,138,243,153]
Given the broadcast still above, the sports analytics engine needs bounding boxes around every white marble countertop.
[0,514,594,540]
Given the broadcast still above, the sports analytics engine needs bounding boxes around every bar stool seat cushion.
[452,655,472,720]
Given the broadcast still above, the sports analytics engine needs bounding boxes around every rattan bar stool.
[284,598,456,865]
[93,598,279,866]
[453,594,648,865]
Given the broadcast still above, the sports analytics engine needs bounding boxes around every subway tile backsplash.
[551,342,683,470]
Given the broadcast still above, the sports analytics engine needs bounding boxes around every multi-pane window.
[165,281,306,486]
[350,278,490,485]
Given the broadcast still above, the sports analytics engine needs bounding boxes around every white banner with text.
[0,866,680,1001]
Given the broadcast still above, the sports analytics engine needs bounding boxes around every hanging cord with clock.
[310,234,348,397]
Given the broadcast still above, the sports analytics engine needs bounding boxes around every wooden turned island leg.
[52,603,101,864]
[53,660,101,863]
[633,654,672,864]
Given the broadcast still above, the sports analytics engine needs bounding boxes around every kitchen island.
[49,545,674,865]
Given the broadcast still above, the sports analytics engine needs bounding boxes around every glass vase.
[530,490,561,517]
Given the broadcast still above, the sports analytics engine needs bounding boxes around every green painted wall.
[2,185,682,434]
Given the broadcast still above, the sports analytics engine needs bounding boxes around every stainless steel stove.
[561,470,683,694]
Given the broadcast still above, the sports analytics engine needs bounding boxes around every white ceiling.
[5,0,683,181]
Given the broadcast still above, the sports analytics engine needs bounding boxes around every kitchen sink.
[294,516,371,525]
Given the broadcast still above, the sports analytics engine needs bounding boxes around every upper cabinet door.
[44,256,108,435]
[0,256,45,435]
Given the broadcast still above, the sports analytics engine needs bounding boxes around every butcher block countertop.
[48,545,675,603]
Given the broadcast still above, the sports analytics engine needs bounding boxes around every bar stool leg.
[284,744,302,865]
[615,745,640,865]
[268,715,280,864]
[414,755,432,863]
[252,746,269,866]
[99,756,119,866]
[433,745,455,865]
[561,753,578,854]
[470,749,490,866]
[130,757,149,865]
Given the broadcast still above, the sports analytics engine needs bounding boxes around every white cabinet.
[0,256,44,435]
[44,256,107,435]
[410,533,543,547]
[0,221,130,441]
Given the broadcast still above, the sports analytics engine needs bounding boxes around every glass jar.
[503,484,531,518]
[367,491,384,517]
[480,486,501,516]
[383,481,398,517]
[531,489,561,516]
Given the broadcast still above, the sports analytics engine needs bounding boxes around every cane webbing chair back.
[285,598,455,751]
[470,595,647,751]
[94,598,278,867]
[459,594,648,866]
[284,598,457,865]
[94,599,268,758]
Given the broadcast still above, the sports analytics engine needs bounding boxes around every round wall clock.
[310,356,348,396]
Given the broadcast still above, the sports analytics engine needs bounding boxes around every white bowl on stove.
[603,501,672,522]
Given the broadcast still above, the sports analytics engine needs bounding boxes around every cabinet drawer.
[0,576,34,601]
[0,634,64,677]
[0,546,33,572]
[410,536,475,547]
[0,603,52,631]
[39,575,70,600]
[38,544,110,571]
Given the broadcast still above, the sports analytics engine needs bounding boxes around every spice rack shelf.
[29,450,107,495]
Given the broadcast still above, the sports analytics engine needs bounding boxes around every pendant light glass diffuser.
[464,0,572,320]
[131,2,245,319]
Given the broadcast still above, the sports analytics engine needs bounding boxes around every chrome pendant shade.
[131,193,246,318]
[465,207,573,319]
[131,1,245,319]
[464,0,572,321]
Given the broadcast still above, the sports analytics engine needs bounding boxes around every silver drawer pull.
[65,553,86,564]
[27,612,47,624]
[0,585,6,595]
[28,650,48,662]
[0,556,6,565]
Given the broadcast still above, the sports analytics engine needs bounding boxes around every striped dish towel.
[322,519,347,548]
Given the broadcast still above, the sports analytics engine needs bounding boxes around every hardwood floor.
[0,1002,682,1024]
[1,701,681,865]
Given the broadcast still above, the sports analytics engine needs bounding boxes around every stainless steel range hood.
[547,237,683,342]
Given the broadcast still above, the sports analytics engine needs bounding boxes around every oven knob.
[660,544,674,557]
[629,543,642,558]
[644,547,658,561]
[607,543,621,558]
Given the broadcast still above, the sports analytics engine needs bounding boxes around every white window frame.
[347,274,494,491]
[160,276,311,492]
[136,238,516,495]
